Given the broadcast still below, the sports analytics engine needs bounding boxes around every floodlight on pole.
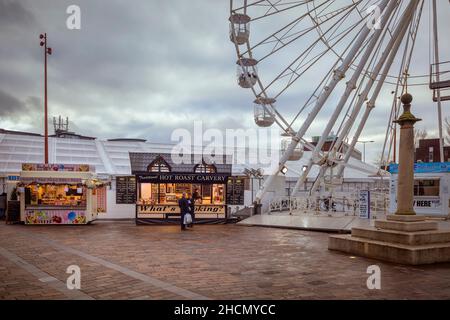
[39,33,52,164]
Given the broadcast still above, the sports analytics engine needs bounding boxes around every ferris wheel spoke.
[264,5,372,132]
[239,0,333,57]
[262,10,367,99]
[246,1,314,21]
[248,1,360,62]
[325,1,407,156]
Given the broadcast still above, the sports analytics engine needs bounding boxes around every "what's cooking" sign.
[138,204,226,215]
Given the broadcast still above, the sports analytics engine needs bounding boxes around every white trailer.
[389,163,450,217]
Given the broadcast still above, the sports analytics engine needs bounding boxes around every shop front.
[130,153,232,225]
[17,164,107,225]
[389,162,450,217]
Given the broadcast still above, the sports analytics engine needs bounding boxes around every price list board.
[226,177,245,205]
[6,201,21,223]
[116,176,136,204]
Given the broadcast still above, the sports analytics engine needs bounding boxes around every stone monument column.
[394,93,421,215]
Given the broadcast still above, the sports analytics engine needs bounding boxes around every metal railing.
[269,190,389,216]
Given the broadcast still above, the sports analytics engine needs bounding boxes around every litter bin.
[0,193,6,220]
[253,202,262,215]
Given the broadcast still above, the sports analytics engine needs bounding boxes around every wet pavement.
[1,221,450,300]
[238,212,450,232]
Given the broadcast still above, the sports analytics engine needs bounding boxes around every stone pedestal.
[329,215,450,265]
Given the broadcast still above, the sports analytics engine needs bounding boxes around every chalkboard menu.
[226,177,245,205]
[6,201,21,223]
[116,176,136,204]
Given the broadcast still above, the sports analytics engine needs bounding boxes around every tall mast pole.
[432,0,444,162]
[44,33,48,164]
[40,33,52,164]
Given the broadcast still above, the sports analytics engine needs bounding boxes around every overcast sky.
[1,0,450,164]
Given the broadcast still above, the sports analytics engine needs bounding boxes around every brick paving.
[1,221,450,300]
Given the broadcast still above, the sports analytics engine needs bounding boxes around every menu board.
[226,177,245,205]
[6,201,21,223]
[116,176,136,204]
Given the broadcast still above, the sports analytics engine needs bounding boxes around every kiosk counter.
[18,164,103,225]
[129,153,232,225]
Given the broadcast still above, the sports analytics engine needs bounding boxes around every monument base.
[328,215,450,265]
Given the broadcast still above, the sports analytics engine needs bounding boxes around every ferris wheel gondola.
[254,97,276,127]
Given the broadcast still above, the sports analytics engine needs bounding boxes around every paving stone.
[1,221,450,299]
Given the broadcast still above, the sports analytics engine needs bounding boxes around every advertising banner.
[137,173,229,184]
[22,163,92,172]
[25,209,87,224]
[389,162,450,174]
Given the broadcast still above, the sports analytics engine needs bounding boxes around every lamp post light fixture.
[39,33,52,164]
[357,140,375,163]
[244,168,264,204]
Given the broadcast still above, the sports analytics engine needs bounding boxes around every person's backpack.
[184,213,192,225]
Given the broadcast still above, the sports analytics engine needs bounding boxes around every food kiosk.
[389,162,450,217]
[18,163,104,225]
[129,153,232,225]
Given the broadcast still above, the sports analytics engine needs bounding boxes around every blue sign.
[389,162,450,174]
[7,176,20,181]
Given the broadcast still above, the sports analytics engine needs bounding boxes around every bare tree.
[414,129,428,148]
[373,152,389,168]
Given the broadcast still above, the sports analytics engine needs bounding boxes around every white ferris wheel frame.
[229,0,446,205]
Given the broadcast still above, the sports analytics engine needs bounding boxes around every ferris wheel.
[229,0,450,204]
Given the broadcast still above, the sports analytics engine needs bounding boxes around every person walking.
[178,192,189,231]
[188,194,196,228]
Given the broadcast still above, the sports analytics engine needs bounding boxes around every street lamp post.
[39,33,52,164]
[357,140,375,163]
[244,168,264,215]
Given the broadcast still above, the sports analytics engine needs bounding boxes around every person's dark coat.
[178,197,190,226]
[189,197,195,223]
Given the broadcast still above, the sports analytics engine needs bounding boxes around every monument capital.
[394,93,421,125]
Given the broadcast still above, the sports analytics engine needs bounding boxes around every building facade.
[415,138,450,163]
[1,128,383,218]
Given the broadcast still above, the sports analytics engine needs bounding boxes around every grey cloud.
[1,1,450,165]
[0,0,37,28]
[0,89,27,116]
